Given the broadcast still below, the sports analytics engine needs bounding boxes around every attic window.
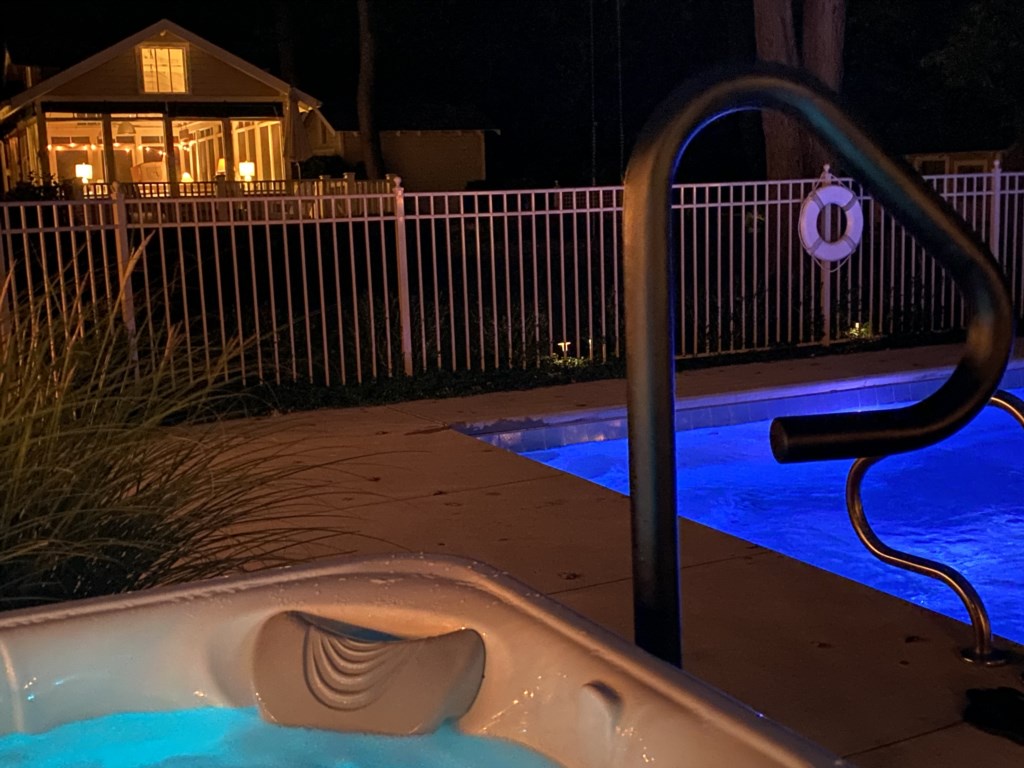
[139,46,188,94]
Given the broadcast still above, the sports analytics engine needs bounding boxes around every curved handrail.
[623,66,1013,664]
[845,389,1024,665]
[988,389,1024,427]
[846,456,1005,666]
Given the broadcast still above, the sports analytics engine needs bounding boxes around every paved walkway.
[251,343,1024,767]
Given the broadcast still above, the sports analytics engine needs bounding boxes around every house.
[904,143,1024,176]
[315,125,494,193]
[0,19,321,197]
[302,95,495,193]
[0,20,492,197]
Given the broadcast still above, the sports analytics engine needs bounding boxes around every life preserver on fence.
[798,182,864,263]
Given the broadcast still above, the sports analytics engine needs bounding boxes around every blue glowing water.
[522,389,1024,644]
[0,707,560,768]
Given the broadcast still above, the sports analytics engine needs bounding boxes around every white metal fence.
[1,167,1022,386]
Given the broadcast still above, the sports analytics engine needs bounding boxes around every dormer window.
[138,46,188,93]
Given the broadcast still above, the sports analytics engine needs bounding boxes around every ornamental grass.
[0,265,337,610]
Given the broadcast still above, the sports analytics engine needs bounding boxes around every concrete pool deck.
[256,343,1024,767]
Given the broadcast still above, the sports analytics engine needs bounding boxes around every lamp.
[75,163,93,184]
[115,121,136,136]
[180,171,194,183]
[216,157,226,176]
[238,161,255,182]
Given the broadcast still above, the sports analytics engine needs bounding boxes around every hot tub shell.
[0,554,847,767]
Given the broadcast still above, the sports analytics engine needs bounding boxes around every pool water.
[522,390,1024,644]
[0,707,560,768]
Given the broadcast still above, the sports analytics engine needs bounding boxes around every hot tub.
[0,554,846,767]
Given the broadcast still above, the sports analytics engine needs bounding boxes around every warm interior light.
[180,171,194,183]
[75,163,93,183]
[216,157,226,175]
[238,161,255,182]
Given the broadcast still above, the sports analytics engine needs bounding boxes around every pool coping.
[461,358,1024,453]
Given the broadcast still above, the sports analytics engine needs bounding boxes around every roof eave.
[4,19,322,115]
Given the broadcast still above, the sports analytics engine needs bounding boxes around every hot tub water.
[0,706,561,768]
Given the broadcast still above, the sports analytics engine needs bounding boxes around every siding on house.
[51,52,142,99]
[337,130,487,191]
[906,149,1004,175]
[187,48,283,99]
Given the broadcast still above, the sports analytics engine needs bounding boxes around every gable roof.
[0,19,320,121]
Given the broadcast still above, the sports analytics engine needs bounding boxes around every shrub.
[0,269,339,610]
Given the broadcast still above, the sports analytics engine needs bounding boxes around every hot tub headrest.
[252,611,485,735]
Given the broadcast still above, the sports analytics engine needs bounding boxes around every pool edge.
[461,359,1024,453]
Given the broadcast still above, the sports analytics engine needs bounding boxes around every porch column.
[0,138,9,195]
[284,96,294,182]
[221,118,236,182]
[163,113,179,197]
[101,116,116,185]
[34,104,51,181]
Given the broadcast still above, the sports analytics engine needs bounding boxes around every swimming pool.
[488,372,1024,646]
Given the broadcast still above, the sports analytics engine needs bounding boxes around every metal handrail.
[988,389,1024,427]
[623,66,1013,666]
[845,390,1024,665]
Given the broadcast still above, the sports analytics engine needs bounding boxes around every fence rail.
[2,167,1021,386]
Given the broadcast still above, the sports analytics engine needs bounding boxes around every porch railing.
[82,173,397,204]
[1,166,1021,387]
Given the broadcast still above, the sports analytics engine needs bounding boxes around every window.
[139,47,188,93]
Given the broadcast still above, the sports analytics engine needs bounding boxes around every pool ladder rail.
[846,389,1024,666]
[623,65,1014,668]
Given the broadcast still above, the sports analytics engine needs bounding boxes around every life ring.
[798,183,863,262]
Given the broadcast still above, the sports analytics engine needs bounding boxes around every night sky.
[2,1,1020,186]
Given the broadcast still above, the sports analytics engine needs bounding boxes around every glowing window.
[139,47,188,93]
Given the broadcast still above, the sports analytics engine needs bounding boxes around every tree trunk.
[356,0,385,180]
[802,0,846,174]
[752,0,804,179]
[275,2,296,85]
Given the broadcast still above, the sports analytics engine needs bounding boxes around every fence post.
[391,175,414,376]
[820,165,832,347]
[989,159,1002,260]
[821,261,831,347]
[110,183,138,348]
